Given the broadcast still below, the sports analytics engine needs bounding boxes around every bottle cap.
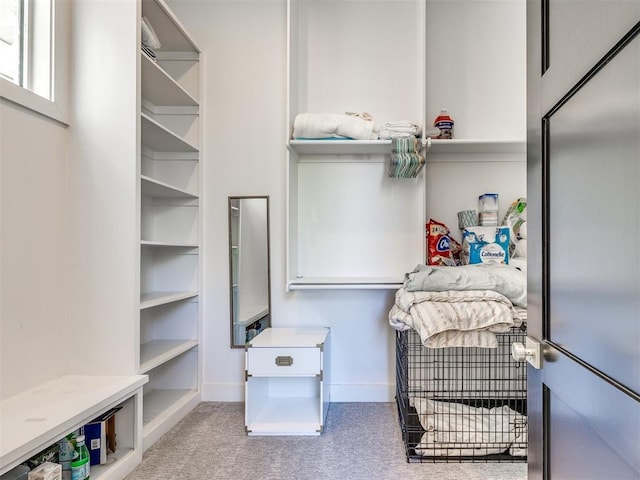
[76,435,85,443]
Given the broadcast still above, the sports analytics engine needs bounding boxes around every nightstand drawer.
[247,347,321,376]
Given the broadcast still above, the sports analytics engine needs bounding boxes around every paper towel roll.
[457,210,477,229]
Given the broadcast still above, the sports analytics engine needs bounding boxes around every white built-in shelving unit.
[285,0,427,291]
[0,376,147,479]
[285,0,526,291]
[139,0,202,450]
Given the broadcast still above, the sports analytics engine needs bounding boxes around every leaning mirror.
[229,196,271,347]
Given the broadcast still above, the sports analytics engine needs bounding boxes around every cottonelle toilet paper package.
[461,226,510,265]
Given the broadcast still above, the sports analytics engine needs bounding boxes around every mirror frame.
[228,195,271,348]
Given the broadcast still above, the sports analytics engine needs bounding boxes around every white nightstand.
[244,327,330,435]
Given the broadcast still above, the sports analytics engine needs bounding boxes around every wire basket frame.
[396,325,528,463]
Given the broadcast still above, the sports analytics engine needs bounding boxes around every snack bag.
[426,219,461,266]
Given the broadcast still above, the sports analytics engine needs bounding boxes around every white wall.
[170,0,526,402]
[0,101,68,400]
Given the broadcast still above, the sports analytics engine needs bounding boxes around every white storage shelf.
[0,375,147,478]
[141,348,200,447]
[140,291,199,309]
[141,53,199,108]
[141,175,198,199]
[141,113,198,153]
[142,0,199,53]
[140,339,199,373]
[285,0,527,291]
[245,328,330,436]
[287,157,425,290]
[139,0,201,452]
[286,0,426,290]
[427,138,527,156]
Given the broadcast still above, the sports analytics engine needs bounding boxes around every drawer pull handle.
[275,356,294,367]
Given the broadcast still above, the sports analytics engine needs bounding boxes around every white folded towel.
[292,112,378,140]
[378,121,422,139]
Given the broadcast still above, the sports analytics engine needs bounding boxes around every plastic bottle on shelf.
[70,434,90,480]
[433,109,454,139]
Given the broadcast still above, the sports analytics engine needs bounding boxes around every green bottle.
[70,434,90,480]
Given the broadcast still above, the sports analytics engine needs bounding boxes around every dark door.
[527,1,640,479]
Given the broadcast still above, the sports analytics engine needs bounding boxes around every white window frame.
[0,0,69,125]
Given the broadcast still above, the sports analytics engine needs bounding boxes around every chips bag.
[426,219,461,266]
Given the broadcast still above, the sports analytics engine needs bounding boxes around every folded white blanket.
[411,398,528,457]
[292,112,378,140]
[389,288,519,348]
[404,264,527,308]
[378,121,422,139]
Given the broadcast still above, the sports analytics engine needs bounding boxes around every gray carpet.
[125,402,527,480]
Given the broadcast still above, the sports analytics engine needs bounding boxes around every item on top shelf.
[478,193,500,226]
[57,431,78,476]
[70,435,89,480]
[426,219,461,266]
[478,193,499,212]
[433,109,454,139]
[461,226,510,265]
[501,197,527,258]
[479,210,498,226]
[457,209,477,230]
[24,444,59,470]
[141,44,157,60]
[27,462,61,480]
[388,137,424,178]
[292,112,378,140]
[141,16,161,50]
[425,127,441,139]
[377,121,422,139]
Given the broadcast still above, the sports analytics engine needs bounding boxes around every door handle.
[511,336,542,369]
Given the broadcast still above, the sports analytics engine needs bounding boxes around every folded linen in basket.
[292,112,378,140]
[404,264,527,308]
[389,288,520,348]
[410,397,528,457]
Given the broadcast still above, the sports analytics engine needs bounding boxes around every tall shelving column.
[422,0,527,230]
[285,0,427,291]
[139,0,202,450]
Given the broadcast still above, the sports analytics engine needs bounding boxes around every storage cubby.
[285,0,526,291]
[142,348,200,447]
[0,376,146,479]
[286,0,427,290]
[245,328,330,436]
[139,0,202,450]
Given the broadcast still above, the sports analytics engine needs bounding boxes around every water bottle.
[71,434,90,480]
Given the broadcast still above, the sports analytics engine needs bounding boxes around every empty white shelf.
[139,339,199,373]
[141,113,198,153]
[286,276,404,291]
[141,53,199,107]
[141,175,199,199]
[140,291,199,309]
[427,139,526,155]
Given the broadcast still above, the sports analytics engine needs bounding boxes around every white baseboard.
[202,382,394,403]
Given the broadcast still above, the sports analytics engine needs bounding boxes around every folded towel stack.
[292,112,378,140]
[378,120,422,139]
[389,136,424,178]
[141,16,161,59]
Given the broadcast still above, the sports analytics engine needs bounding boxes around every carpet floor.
[125,402,527,480]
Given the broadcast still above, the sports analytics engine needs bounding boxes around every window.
[0,0,22,84]
[0,0,68,124]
